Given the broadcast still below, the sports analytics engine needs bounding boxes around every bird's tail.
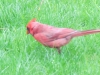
[72,29,100,37]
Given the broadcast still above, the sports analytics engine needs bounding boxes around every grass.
[0,0,100,75]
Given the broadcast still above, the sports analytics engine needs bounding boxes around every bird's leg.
[56,47,61,54]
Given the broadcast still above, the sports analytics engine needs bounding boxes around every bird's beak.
[27,30,29,34]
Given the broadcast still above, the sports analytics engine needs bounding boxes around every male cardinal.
[26,18,100,54]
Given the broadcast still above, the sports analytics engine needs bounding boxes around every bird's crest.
[27,18,36,27]
[31,18,36,22]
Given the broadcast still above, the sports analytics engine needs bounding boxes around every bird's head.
[26,18,36,35]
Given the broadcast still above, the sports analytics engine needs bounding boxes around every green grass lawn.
[0,0,100,75]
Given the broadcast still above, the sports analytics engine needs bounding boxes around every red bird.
[26,19,100,54]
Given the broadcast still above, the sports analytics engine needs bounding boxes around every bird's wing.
[46,28,77,39]
[33,28,76,46]
[33,31,74,48]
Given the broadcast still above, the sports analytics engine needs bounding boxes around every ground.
[0,0,100,75]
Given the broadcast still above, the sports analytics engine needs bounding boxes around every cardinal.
[26,18,100,54]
